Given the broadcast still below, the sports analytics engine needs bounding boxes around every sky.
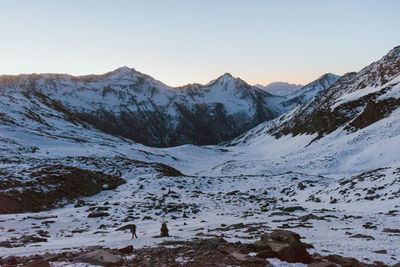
[0,0,399,87]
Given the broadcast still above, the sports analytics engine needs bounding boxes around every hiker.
[130,224,138,239]
[160,216,169,237]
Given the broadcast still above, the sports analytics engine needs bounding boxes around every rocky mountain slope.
[267,46,400,140]
[0,69,286,147]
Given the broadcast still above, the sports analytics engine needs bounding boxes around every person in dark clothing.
[130,224,138,239]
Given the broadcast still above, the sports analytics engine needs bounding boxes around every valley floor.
[1,110,400,265]
[0,158,399,265]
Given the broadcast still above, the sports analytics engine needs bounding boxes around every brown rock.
[118,245,133,254]
[257,230,312,264]
[256,249,277,259]
[323,254,360,267]
[0,241,12,248]
[277,243,312,264]
[26,260,51,267]
[87,212,110,218]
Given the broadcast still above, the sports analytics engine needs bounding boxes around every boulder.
[118,245,133,254]
[261,230,301,244]
[277,243,313,264]
[88,212,110,218]
[0,241,12,248]
[256,230,312,263]
[253,240,271,251]
[4,256,18,265]
[256,249,277,259]
[323,254,360,267]
[78,249,123,266]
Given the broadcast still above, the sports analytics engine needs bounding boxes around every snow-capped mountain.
[266,46,400,139]
[280,73,340,110]
[255,81,303,96]
[0,69,284,147]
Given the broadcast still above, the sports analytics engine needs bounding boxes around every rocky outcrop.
[255,230,313,263]
[0,165,125,214]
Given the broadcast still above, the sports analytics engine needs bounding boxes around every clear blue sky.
[0,0,399,86]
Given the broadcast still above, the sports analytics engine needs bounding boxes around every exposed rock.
[26,259,51,267]
[18,235,48,244]
[0,240,11,248]
[88,212,110,218]
[350,234,375,240]
[192,237,227,246]
[118,245,133,254]
[0,165,125,214]
[281,206,306,212]
[298,214,324,222]
[257,230,313,263]
[256,249,277,259]
[3,256,18,265]
[373,250,387,254]
[77,249,123,266]
[323,254,361,267]
[382,228,400,233]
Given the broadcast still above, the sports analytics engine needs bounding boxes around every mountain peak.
[221,72,233,78]
[318,73,341,81]
[103,66,136,79]
[113,66,134,73]
[216,73,235,82]
[306,73,340,90]
[206,72,238,86]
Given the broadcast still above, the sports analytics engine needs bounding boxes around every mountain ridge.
[0,68,287,147]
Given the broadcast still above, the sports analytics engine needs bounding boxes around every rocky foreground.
[1,230,399,267]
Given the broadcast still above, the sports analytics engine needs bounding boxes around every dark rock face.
[0,165,125,214]
[74,86,281,147]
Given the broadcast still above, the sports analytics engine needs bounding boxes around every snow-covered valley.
[1,46,400,266]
